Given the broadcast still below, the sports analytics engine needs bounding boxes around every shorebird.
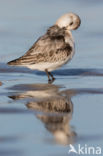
[8,13,81,83]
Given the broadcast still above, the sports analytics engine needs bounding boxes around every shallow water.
[0,0,103,156]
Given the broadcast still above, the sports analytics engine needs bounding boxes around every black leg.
[45,69,55,83]
[48,72,55,81]
[45,69,51,82]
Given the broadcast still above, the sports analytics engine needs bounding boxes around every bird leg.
[48,72,55,81]
[45,69,55,83]
[45,69,51,82]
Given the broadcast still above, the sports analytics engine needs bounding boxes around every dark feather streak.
[8,25,72,65]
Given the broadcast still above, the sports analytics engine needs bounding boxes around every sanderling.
[8,13,81,83]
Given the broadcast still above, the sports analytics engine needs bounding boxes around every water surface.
[0,0,103,155]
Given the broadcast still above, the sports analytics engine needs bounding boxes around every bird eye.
[70,22,73,26]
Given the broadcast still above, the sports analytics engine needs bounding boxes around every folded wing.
[8,26,72,65]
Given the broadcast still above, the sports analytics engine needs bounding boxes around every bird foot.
[48,77,55,84]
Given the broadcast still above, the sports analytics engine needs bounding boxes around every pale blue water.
[0,0,103,156]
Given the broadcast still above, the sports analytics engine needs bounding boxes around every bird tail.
[7,58,20,66]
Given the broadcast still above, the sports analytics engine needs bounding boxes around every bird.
[7,13,81,83]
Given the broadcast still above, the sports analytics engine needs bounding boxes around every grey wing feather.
[8,26,72,65]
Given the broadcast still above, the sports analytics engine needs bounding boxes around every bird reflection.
[8,83,76,145]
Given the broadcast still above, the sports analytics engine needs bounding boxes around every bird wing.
[8,26,72,65]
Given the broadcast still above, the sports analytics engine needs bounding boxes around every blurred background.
[0,0,103,68]
[0,0,103,156]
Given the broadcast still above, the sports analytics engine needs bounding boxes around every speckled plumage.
[8,26,73,65]
[8,13,81,82]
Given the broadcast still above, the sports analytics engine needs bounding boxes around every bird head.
[55,13,81,31]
